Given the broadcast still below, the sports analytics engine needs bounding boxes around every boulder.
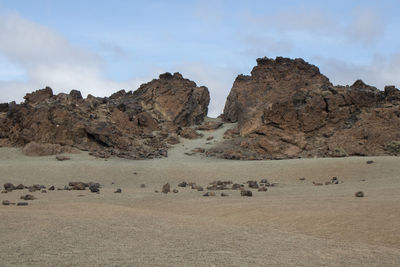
[3,183,15,191]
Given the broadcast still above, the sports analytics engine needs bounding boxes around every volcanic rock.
[162,183,170,194]
[4,183,15,191]
[219,57,400,159]
[0,72,210,159]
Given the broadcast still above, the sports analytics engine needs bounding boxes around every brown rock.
[56,155,70,161]
[180,128,203,139]
[3,183,15,191]
[23,142,76,156]
[219,57,400,160]
[15,184,25,190]
[196,121,223,131]
[172,189,179,193]
[191,147,205,153]
[178,182,187,187]
[2,200,10,205]
[258,187,268,192]
[48,186,55,191]
[162,183,170,194]
[69,182,88,190]
[17,202,28,206]
[203,191,216,197]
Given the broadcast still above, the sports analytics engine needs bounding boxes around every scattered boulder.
[196,121,223,131]
[162,183,170,194]
[20,194,35,200]
[203,192,216,197]
[355,191,364,197]
[89,183,100,193]
[56,155,71,161]
[178,181,187,187]
[69,182,88,190]
[4,183,15,191]
[15,184,25,190]
[48,186,55,191]
[180,128,203,139]
[114,188,122,193]
[240,190,253,197]
[247,181,259,189]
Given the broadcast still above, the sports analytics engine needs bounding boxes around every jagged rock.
[220,57,400,160]
[162,183,170,194]
[0,72,209,160]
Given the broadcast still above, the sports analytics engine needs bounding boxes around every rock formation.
[0,72,210,159]
[216,57,400,159]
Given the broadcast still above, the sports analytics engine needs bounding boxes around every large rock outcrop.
[216,57,400,159]
[0,72,210,159]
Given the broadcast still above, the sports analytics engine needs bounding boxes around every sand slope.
[1,123,400,266]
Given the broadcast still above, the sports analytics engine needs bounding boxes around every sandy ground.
[1,122,400,266]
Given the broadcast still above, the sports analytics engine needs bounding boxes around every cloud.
[244,6,385,46]
[0,12,145,103]
[176,62,239,117]
[315,54,400,89]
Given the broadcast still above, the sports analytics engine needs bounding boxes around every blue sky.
[0,0,399,116]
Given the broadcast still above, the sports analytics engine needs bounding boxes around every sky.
[0,0,399,117]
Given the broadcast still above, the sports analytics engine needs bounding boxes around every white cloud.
[315,54,400,89]
[244,6,385,45]
[176,62,238,117]
[0,12,145,103]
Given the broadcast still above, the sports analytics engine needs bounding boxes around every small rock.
[20,194,35,200]
[299,177,306,181]
[258,187,268,192]
[17,202,28,206]
[48,186,55,191]
[114,188,122,193]
[203,192,216,197]
[41,190,47,193]
[178,181,187,187]
[154,190,159,193]
[247,181,259,189]
[133,172,138,175]
[366,160,374,164]
[69,182,88,190]
[325,181,331,185]
[89,183,100,193]
[3,183,15,191]
[260,179,268,184]
[197,186,204,191]
[172,189,179,193]
[56,155,70,161]
[15,184,25,190]
[64,186,72,191]
[206,136,214,141]
[355,191,364,197]
[2,200,10,205]
[232,183,241,190]
[162,183,170,194]
[331,177,339,184]
[140,184,146,188]
[313,182,323,186]
[240,190,252,197]
[1,190,8,194]
[221,192,228,197]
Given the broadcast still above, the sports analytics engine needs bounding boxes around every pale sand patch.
[0,123,400,266]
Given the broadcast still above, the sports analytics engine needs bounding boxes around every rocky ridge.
[0,72,210,159]
[215,57,400,159]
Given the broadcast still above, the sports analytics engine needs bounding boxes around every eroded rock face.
[0,73,209,159]
[220,57,400,159]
